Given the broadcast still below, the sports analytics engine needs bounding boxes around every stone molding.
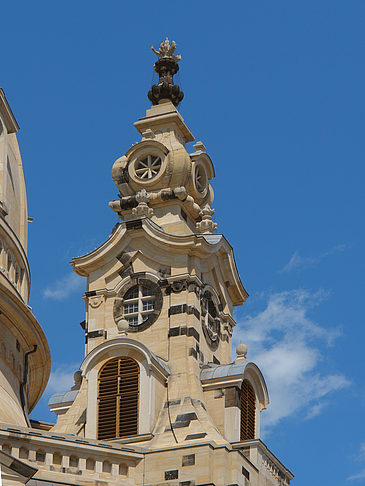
[0,89,19,133]
[72,219,248,307]
[200,362,269,411]
[80,337,170,381]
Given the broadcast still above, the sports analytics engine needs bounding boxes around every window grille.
[135,155,161,179]
[240,379,256,440]
[98,357,139,439]
[123,284,155,326]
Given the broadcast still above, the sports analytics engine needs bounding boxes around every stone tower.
[0,89,50,427]
[0,41,293,486]
[45,40,293,485]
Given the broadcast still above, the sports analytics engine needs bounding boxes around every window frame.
[97,356,140,440]
[240,379,256,441]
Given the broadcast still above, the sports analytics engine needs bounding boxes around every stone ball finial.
[116,318,129,335]
[71,370,82,390]
[235,343,248,363]
[74,370,82,385]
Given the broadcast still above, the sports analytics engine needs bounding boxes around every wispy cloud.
[347,469,365,482]
[280,244,346,273]
[46,363,80,394]
[234,289,349,431]
[347,444,365,481]
[30,362,81,420]
[43,272,84,300]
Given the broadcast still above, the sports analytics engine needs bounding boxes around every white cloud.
[359,443,365,462]
[347,444,365,481]
[46,362,80,395]
[234,289,350,431]
[347,469,365,482]
[304,401,328,420]
[43,272,84,300]
[280,244,346,273]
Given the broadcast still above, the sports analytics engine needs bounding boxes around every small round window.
[113,279,163,332]
[135,155,162,180]
[201,293,220,350]
[122,284,156,326]
[194,165,207,193]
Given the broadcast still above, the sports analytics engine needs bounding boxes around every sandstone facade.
[0,40,293,486]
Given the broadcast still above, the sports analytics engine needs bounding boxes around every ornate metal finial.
[148,38,184,107]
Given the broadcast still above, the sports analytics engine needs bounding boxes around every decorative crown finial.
[151,37,182,62]
[148,38,184,107]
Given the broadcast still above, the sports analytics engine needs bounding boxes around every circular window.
[201,293,220,350]
[135,155,162,180]
[113,279,163,332]
[122,284,156,326]
[194,165,207,193]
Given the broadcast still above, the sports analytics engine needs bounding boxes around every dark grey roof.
[48,389,79,406]
[200,362,246,381]
[0,450,37,478]
[201,234,223,245]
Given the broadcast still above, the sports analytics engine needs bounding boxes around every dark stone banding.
[125,219,143,231]
[185,433,206,440]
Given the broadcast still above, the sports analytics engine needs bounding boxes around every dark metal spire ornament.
[148,38,184,107]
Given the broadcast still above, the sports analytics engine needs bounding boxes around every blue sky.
[2,1,365,484]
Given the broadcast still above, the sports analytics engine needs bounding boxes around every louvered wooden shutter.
[240,379,256,440]
[97,357,139,440]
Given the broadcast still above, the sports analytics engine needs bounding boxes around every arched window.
[86,458,95,471]
[2,443,11,455]
[19,447,28,460]
[36,450,46,463]
[53,452,62,465]
[97,357,139,440]
[69,455,79,468]
[102,460,112,473]
[240,379,256,440]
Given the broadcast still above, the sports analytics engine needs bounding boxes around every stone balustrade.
[232,439,294,486]
[0,217,30,302]
[0,425,142,484]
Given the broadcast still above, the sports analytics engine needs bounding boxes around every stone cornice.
[134,102,194,143]
[0,215,30,301]
[0,89,19,134]
[80,336,170,382]
[0,285,50,411]
[232,439,295,481]
[0,424,144,458]
[71,218,248,305]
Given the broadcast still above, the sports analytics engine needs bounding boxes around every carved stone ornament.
[162,278,202,296]
[132,189,153,218]
[196,205,217,234]
[89,295,104,308]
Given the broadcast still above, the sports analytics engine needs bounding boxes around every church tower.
[45,40,293,485]
[0,89,50,427]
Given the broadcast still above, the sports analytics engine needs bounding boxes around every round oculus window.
[135,155,162,180]
[122,284,156,326]
[194,165,207,193]
[113,279,163,332]
[201,295,220,350]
